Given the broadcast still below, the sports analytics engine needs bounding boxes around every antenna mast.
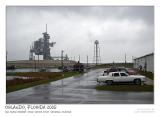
[46,24,47,33]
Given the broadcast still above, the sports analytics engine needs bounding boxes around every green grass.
[6,72,80,93]
[7,79,50,93]
[6,72,17,76]
[96,85,153,92]
[138,71,154,80]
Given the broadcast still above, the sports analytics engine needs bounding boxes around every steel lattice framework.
[29,24,56,60]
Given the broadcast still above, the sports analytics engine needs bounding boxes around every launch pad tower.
[29,24,56,60]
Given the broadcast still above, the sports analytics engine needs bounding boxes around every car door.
[112,72,121,82]
[120,72,130,82]
[120,72,128,82]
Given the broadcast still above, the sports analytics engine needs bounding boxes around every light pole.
[6,51,8,68]
[61,50,64,96]
[125,53,126,67]
[79,54,80,62]
[87,55,88,67]
[61,50,64,70]
[34,56,36,72]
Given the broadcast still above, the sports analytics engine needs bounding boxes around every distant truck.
[104,67,137,75]
[97,72,146,85]
[73,61,84,73]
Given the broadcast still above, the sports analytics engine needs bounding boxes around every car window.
[109,68,118,72]
[113,73,119,77]
[120,73,127,76]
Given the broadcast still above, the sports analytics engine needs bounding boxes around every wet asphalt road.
[6,69,153,104]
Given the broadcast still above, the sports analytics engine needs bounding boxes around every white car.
[97,72,146,85]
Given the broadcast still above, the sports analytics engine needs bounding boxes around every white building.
[133,53,154,73]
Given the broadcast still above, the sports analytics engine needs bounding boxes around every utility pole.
[125,53,126,67]
[6,51,8,66]
[34,56,36,72]
[61,50,64,96]
[87,55,88,67]
[96,43,98,65]
[38,55,39,70]
[113,61,115,66]
[61,50,64,69]
[46,24,47,33]
[79,55,80,62]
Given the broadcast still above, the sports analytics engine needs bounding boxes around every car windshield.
[120,73,128,76]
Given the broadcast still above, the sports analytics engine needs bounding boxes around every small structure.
[133,53,154,73]
[73,61,84,72]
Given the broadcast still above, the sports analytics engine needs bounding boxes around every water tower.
[93,40,101,65]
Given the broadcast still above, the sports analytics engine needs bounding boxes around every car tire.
[106,80,113,85]
[97,79,101,85]
[134,79,141,85]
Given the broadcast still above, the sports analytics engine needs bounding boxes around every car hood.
[129,75,145,78]
[97,75,108,78]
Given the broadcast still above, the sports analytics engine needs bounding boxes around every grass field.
[6,71,80,93]
[138,71,154,80]
[96,84,153,92]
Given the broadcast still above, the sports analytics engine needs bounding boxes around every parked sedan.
[127,68,138,75]
[97,72,146,85]
[104,67,138,75]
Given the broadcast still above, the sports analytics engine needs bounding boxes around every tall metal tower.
[93,40,101,65]
[43,24,53,60]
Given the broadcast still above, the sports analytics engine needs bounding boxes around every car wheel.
[97,79,101,84]
[106,80,113,85]
[134,79,141,85]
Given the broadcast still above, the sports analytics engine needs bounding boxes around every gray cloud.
[7,6,154,63]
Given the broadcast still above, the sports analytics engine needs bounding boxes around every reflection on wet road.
[6,69,153,104]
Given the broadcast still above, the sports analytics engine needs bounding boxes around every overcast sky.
[7,6,154,63]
